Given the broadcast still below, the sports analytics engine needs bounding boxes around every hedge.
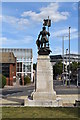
[24,75,31,85]
[0,74,6,88]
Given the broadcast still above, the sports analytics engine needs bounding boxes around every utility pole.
[66,48,68,86]
[57,35,68,86]
[77,68,78,88]
[69,27,71,87]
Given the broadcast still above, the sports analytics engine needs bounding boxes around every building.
[0,52,16,86]
[0,48,33,86]
[50,54,80,65]
[50,54,80,83]
[50,55,62,65]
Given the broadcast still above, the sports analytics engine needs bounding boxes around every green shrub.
[24,75,31,85]
[0,74,6,88]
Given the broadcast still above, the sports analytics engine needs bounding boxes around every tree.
[0,74,6,88]
[24,75,31,85]
[68,62,78,81]
[78,62,80,68]
[53,61,63,79]
[68,62,78,74]
[33,63,37,70]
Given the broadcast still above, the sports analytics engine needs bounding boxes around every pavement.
[0,83,34,106]
[54,85,80,94]
[0,83,80,107]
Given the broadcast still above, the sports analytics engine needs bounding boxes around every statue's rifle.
[48,16,49,47]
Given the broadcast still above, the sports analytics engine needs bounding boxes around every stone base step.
[24,97,62,107]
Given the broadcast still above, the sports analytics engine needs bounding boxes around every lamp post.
[57,35,68,86]
[62,36,64,86]
[77,68,78,87]
[69,27,71,87]
[66,49,68,86]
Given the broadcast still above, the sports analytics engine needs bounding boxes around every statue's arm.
[47,32,50,36]
[38,32,42,39]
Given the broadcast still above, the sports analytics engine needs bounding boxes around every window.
[2,63,9,77]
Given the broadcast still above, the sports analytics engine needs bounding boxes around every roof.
[50,55,62,62]
[0,48,33,59]
[0,52,16,63]
[50,55,62,59]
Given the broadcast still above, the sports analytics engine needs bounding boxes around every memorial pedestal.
[33,55,56,100]
[24,55,62,107]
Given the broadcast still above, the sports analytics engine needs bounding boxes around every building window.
[17,62,22,72]
[2,63,9,77]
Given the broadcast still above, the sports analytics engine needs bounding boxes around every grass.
[1,107,80,119]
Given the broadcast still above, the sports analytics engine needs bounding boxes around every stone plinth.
[33,55,56,100]
[24,98,62,107]
[24,55,62,107]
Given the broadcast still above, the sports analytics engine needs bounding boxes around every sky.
[1,2,78,62]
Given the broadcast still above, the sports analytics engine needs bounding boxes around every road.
[1,84,80,98]
[1,85,34,97]
[0,83,80,106]
[0,85,34,106]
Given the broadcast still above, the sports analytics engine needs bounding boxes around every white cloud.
[0,15,2,22]
[0,37,7,47]
[52,28,77,37]
[2,3,70,31]
[3,15,18,24]
[0,37,7,41]
[1,36,33,47]
[52,47,62,55]
[21,3,69,23]
[72,3,77,10]
[21,36,33,44]
[70,32,78,40]
[51,47,78,55]
[2,15,29,30]
[70,50,78,54]
[51,28,78,40]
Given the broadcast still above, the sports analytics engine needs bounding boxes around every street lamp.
[69,27,71,87]
[57,35,68,86]
[66,48,68,86]
[77,68,79,87]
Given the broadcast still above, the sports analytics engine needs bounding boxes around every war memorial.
[24,18,62,107]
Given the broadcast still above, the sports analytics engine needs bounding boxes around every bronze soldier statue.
[36,26,50,49]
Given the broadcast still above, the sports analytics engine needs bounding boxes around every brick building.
[0,52,16,86]
[0,48,33,86]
